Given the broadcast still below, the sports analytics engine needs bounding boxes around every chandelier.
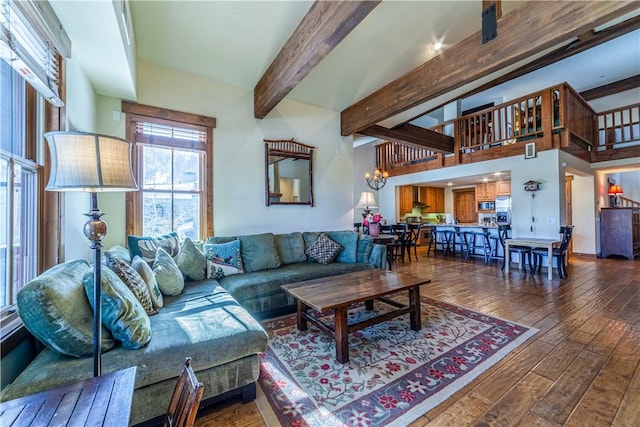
[365,167,389,191]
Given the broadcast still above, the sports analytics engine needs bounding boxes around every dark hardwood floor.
[195,247,640,426]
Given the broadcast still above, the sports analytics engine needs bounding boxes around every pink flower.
[378,395,398,409]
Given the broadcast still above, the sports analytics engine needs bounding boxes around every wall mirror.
[265,139,314,206]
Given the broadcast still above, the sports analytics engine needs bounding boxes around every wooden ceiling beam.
[359,124,454,154]
[340,1,637,136]
[580,74,640,101]
[254,0,380,119]
[404,14,640,125]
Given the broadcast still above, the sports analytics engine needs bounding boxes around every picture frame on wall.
[525,142,536,159]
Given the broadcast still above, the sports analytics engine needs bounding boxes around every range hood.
[412,186,429,208]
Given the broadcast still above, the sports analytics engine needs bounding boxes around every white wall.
[93,61,355,244]
[62,59,98,261]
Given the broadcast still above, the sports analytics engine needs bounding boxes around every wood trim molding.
[340,1,638,136]
[121,101,216,128]
[359,124,454,154]
[253,0,380,119]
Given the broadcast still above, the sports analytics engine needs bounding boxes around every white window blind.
[0,0,70,106]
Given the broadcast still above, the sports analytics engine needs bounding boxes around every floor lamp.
[44,131,138,377]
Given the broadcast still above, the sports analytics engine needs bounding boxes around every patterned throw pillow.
[305,232,344,265]
[204,239,244,280]
[106,253,157,315]
[128,232,180,266]
[153,248,184,296]
[131,256,163,310]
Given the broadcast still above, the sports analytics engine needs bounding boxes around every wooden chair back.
[164,357,204,427]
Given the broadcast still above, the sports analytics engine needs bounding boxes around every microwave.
[477,201,495,211]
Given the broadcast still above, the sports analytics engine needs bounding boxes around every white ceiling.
[51,1,639,129]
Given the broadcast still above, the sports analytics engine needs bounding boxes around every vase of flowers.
[363,213,384,237]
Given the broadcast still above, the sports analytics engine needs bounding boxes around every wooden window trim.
[122,102,214,239]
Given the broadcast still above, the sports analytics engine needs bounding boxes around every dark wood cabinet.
[600,207,640,260]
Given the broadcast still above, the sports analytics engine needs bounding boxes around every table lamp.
[356,191,378,219]
[44,131,139,376]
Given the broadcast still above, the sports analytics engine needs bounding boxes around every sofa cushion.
[274,232,307,265]
[356,234,374,263]
[175,237,207,281]
[132,256,163,310]
[326,230,358,263]
[83,268,151,349]
[153,248,184,296]
[305,232,343,264]
[16,259,115,357]
[239,233,281,272]
[106,253,156,315]
[128,232,180,266]
[302,231,320,249]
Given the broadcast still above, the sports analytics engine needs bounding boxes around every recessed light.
[432,40,443,52]
[482,177,488,182]
[494,172,502,176]
[447,182,453,186]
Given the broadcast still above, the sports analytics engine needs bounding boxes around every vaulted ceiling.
[50,0,640,151]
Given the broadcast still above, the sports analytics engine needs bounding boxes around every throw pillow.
[104,245,132,264]
[204,239,243,280]
[131,255,163,310]
[238,233,281,272]
[326,231,358,263]
[175,237,207,281]
[305,232,344,264]
[274,232,307,265]
[356,234,374,263]
[153,248,184,296]
[83,268,151,349]
[105,253,157,315]
[16,259,115,357]
[128,232,180,266]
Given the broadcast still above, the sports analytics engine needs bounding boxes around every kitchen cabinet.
[496,181,511,196]
[600,207,640,260]
[399,185,413,215]
[454,190,476,223]
[424,187,444,213]
[475,182,497,201]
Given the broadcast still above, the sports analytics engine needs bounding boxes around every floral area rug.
[256,297,538,427]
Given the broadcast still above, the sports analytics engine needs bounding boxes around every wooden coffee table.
[281,270,430,363]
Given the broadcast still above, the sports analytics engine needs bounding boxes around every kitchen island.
[429,223,507,263]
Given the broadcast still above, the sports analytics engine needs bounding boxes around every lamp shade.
[44,131,138,192]
[608,184,623,195]
[356,191,378,208]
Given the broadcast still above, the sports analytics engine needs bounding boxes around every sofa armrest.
[369,244,387,269]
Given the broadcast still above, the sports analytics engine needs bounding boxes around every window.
[123,103,215,240]
[0,60,40,308]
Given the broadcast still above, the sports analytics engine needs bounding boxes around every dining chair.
[390,223,408,262]
[164,357,204,427]
[531,226,574,278]
[403,223,422,261]
[498,225,534,272]
[379,224,394,235]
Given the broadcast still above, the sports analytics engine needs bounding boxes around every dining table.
[504,237,561,280]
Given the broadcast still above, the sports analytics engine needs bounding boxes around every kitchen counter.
[432,223,499,228]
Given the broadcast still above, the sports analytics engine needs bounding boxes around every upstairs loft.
[374,82,639,176]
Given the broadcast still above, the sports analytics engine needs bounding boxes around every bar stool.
[466,227,493,262]
[451,226,470,259]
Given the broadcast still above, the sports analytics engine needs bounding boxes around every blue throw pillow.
[204,239,244,279]
[326,231,358,263]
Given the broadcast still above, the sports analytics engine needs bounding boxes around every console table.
[0,366,136,426]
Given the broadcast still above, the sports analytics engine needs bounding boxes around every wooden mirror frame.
[265,139,314,206]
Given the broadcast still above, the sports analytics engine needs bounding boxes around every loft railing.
[596,103,640,159]
[377,82,638,174]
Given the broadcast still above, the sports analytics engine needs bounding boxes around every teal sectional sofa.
[1,230,385,425]
[207,231,387,318]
